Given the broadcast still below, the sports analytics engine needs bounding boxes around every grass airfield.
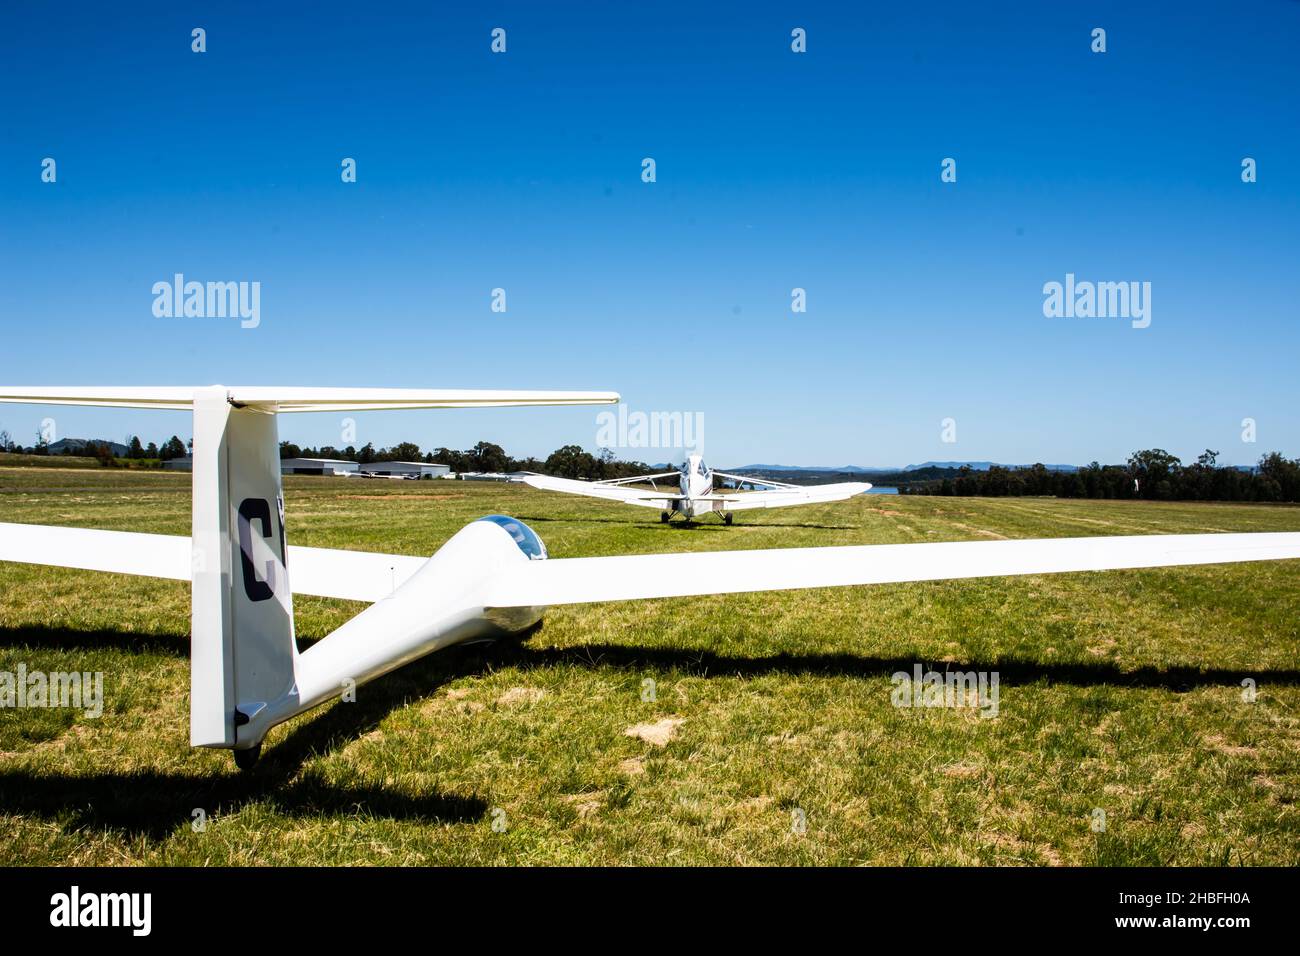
[1,465,1299,866]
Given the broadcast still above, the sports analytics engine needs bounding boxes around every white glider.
[1,384,1299,769]
[521,453,871,524]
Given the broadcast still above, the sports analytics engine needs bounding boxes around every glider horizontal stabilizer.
[0,386,620,413]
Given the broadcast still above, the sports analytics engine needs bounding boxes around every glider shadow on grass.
[2,626,1297,840]
[0,624,189,656]
[481,641,1300,692]
[6,623,1294,694]
[0,649,488,841]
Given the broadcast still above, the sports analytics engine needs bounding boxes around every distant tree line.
[903,450,1300,503]
[276,438,656,480]
[0,430,189,464]
[11,429,1293,502]
[0,423,665,479]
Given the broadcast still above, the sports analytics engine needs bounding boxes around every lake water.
[868,486,899,495]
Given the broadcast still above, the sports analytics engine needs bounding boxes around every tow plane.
[520,453,871,524]
[2,385,1299,769]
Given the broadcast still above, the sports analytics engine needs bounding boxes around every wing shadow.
[3,622,1294,840]
[0,646,495,840]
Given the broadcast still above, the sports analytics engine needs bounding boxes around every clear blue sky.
[1,1,1296,467]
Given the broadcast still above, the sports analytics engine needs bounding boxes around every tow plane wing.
[714,481,873,511]
[711,470,801,490]
[519,473,678,508]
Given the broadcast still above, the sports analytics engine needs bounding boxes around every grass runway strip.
[1,465,1298,865]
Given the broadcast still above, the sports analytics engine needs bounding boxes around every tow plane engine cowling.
[237,515,549,750]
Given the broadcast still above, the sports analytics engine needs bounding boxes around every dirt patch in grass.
[950,522,1008,539]
[625,717,685,746]
[339,494,464,501]
[563,792,604,818]
[497,687,546,706]
[1203,734,1259,758]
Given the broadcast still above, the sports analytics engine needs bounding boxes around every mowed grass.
[1,465,1299,865]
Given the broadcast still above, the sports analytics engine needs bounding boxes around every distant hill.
[728,464,883,474]
[905,461,1079,473]
[48,438,130,457]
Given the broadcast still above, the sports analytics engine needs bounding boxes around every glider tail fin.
[189,387,299,752]
[0,382,620,760]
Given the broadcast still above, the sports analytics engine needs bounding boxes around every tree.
[545,444,598,479]
[596,448,618,480]
[984,464,1011,496]
[89,441,116,467]
[1258,452,1300,502]
[145,441,159,459]
[127,436,145,459]
[388,442,422,462]
[160,435,187,461]
[470,441,508,473]
[0,429,10,453]
[431,446,470,472]
[1127,448,1181,499]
